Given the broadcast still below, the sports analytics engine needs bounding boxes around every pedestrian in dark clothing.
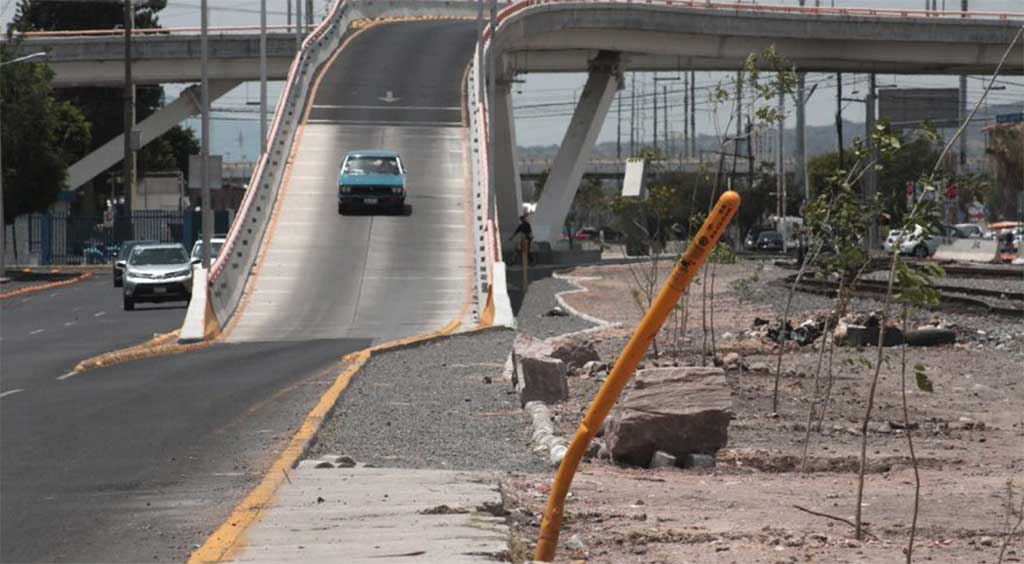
[510,214,533,263]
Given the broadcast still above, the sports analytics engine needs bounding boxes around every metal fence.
[5,210,235,265]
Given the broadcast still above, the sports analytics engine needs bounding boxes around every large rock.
[548,336,601,371]
[605,367,732,467]
[517,356,568,406]
[504,334,555,387]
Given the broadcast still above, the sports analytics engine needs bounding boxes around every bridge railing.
[468,38,516,327]
[206,0,356,328]
[491,0,1023,22]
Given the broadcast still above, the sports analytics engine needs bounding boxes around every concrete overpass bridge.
[480,0,1024,242]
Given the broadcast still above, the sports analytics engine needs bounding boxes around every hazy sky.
[2,0,1022,159]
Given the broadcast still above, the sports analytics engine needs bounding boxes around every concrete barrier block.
[933,239,998,263]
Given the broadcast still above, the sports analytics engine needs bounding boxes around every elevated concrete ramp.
[933,239,999,263]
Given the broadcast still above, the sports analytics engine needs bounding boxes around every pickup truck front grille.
[347,185,396,196]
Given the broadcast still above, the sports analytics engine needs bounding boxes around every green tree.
[2,51,91,223]
[10,0,199,211]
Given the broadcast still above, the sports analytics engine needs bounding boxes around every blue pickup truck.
[337,150,407,214]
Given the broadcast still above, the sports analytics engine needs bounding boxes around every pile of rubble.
[504,333,734,470]
[739,312,959,349]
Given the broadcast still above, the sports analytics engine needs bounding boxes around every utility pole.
[287,0,292,30]
[865,73,879,249]
[123,0,135,218]
[836,73,844,170]
[487,0,496,215]
[652,76,658,152]
[683,72,689,160]
[295,0,303,48]
[200,0,212,268]
[476,0,483,103]
[796,0,808,202]
[692,71,700,158]
[616,92,622,159]
[959,0,968,172]
[306,0,314,27]
[777,87,787,253]
[629,74,635,156]
[663,85,669,154]
[260,0,267,155]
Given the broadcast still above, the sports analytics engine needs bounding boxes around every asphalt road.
[0,273,186,392]
[227,20,478,343]
[1,20,478,563]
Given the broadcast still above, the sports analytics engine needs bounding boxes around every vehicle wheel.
[913,245,930,258]
[338,203,345,215]
[113,277,122,288]
[123,294,135,311]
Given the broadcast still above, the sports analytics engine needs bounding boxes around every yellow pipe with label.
[534,190,741,562]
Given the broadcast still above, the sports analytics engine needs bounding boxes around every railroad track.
[784,275,1024,318]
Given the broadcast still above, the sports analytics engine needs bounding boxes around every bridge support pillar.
[532,51,622,243]
[491,81,524,244]
[65,80,241,192]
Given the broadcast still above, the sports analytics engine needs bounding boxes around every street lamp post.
[1,51,48,278]
[200,0,212,268]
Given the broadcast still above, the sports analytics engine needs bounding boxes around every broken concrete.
[549,336,601,371]
[516,356,568,406]
[605,366,733,467]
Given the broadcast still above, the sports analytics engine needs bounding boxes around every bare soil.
[504,259,1024,563]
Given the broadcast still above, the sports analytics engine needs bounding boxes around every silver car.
[123,243,193,311]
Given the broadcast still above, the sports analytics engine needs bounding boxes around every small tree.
[1,49,90,224]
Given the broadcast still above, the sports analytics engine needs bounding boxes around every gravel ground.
[514,273,597,338]
[311,329,545,472]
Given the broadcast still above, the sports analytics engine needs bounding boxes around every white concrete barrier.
[179,268,208,344]
[932,238,999,263]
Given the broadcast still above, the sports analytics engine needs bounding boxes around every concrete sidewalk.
[231,463,510,563]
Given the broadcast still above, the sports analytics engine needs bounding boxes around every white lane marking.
[312,103,460,111]
[57,371,76,381]
[29,329,45,335]
[93,311,106,318]
[21,297,32,303]
[0,389,25,399]
[378,91,401,103]
[64,321,76,327]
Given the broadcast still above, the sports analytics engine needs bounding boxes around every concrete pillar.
[533,51,622,242]
[65,80,241,192]
[491,81,524,243]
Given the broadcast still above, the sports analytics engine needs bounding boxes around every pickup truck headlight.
[340,185,351,193]
[392,186,403,194]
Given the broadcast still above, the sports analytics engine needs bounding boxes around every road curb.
[0,272,93,301]
[61,330,216,379]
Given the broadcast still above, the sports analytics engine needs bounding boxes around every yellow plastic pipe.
[534,190,741,562]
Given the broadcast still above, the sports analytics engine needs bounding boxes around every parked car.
[122,243,193,311]
[756,230,784,252]
[954,223,986,239]
[189,236,227,267]
[337,150,407,214]
[744,226,774,251]
[112,239,159,287]
[883,225,961,258]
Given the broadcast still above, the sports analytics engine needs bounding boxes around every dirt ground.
[503,258,1024,563]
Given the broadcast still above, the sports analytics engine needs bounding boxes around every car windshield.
[192,241,224,260]
[130,247,188,266]
[118,241,157,259]
[759,232,781,241]
[344,156,400,176]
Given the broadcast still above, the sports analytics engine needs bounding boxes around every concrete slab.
[229,466,509,564]
[933,239,999,263]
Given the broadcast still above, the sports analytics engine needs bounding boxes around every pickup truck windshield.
[345,157,400,176]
